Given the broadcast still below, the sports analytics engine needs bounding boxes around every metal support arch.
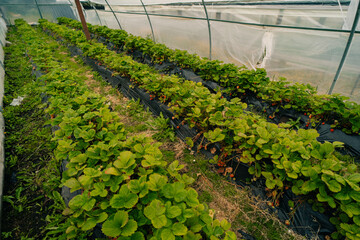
[140,0,155,42]
[202,0,212,60]
[34,0,43,19]
[87,0,102,26]
[104,0,122,30]
[329,1,360,94]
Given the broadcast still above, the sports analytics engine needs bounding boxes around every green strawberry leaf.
[81,217,97,231]
[110,185,138,208]
[122,219,138,237]
[114,151,135,169]
[166,205,182,219]
[144,199,167,228]
[63,178,82,192]
[161,228,175,240]
[102,210,129,237]
[172,222,188,236]
[186,188,199,207]
[147,173,168,191]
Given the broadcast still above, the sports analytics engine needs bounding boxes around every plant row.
[40,18,360,239]
[14,19,236,240]
[58,17,360,136]
[2,26,63,239]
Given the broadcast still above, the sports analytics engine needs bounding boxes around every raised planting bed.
[2,25,61,239]
[58,17,360,137]
[59,18,360,159]
[38,19,360,240]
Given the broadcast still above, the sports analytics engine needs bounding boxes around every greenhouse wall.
[0,13,6,233]
[0,0,77,25]
[0,1,359,102]
[77,0,360,103]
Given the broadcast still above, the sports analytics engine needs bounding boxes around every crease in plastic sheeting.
[0,15,6,233]
[336,0,348,29]
[257,31,274,69]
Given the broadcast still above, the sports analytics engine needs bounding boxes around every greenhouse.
[0,0,360,239]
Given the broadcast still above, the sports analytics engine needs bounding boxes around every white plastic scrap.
[10,96,25,106]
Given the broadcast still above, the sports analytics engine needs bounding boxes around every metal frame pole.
[329,1,360,94]
[87,0,102,25]
[202,0,212,59]
[140,0,155,42]
[104,0,122,30]
[75,0,91,40]
[34,0,43,19]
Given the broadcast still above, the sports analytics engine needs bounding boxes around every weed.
[147,112,176,142]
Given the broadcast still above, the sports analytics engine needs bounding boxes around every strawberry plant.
[38,18,360,239]
[15,19,237,240]
[59,17,360,135]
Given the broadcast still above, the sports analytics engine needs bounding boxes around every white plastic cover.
[84,0,359,101]
[1,0,359,101]
[0,0,76,24]
[265,28,348,94]
[335,34,360,102]
[151,15,210,57]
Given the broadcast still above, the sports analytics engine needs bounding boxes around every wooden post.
[75,0,91,41]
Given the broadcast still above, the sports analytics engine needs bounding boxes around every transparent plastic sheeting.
[265,28,349,95]
[81,0,360,102]
[92,0,352,30]
[151,16,210,58]
[0,0,359,101]
[0,0,76,25]
[336,34,360,102]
